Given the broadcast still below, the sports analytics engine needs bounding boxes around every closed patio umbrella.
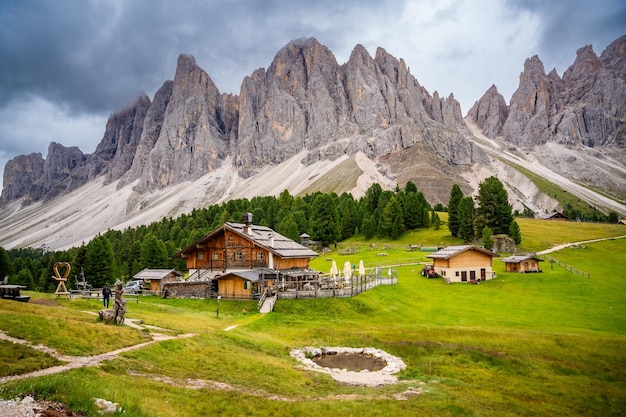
[343,261,352,282]
[358,260,365,277]
[330,260,338,278]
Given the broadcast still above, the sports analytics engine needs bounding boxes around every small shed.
[214,268,277,300]
[541,212,568,221]
[501,255,544,273]
[133,269,183,293]
[617,219,626,225]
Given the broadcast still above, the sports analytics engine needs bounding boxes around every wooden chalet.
[133,269,183,293]
[427,245,499,283]
[173,213,319,299]
[501,255,544,273]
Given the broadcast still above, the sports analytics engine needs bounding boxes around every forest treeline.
[0,177,618,291]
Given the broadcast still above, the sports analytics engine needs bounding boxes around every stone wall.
[161,282,213,299]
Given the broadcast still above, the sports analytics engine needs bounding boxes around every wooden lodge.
[173,213,319,300]
[501,254,544,273]
[427,245,499,283]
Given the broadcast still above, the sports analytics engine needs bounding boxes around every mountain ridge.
[1,36,625,250]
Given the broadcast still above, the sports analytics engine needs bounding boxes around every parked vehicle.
[123,280,144,294]
[421,265,438,279]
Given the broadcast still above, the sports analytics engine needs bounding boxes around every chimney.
[268,233,275,269]
[242,212,253,235]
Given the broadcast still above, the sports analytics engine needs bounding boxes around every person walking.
[102,284,111,308]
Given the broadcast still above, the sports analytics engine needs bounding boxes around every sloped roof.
[501,255,543,263]
[427,245,499,260]
[216,268,277,283]
[176,222,318,259]
[540,212,568,220]
[134,269,183,280]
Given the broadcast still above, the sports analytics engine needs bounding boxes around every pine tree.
[309,193,341,246]
[475,176,513,235]
[431,211,441,230]
[448,184,463,237]
[482,226,494,250]
[0,247,11,279]
[403,192,421,230]
[84,235,116,288]
[361,214,377,239]
[509,220,522,244]
[405,181,418,194]
[140,233,169,269]
[380,196,405,238]
[458,196,476,242]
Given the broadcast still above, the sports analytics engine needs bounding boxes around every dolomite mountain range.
[1,35,625,250]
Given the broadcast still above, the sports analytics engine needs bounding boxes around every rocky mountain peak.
[600,34,626,80]
[96,94,151,184]
[466,84,508,137]
[0,153,45,204]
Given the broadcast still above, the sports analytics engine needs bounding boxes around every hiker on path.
[102,284,111,308]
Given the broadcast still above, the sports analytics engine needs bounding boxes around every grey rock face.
[139,54,233,189]
[120,80,173,189]
[1,36,560,207]
[467,85,508,137]
[97,94,151,184]
[492,35,626,148]
[0,153,45,204]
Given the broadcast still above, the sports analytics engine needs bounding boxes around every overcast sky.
[1,0,625,190]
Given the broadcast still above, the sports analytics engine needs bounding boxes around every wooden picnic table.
[0,284,30,302]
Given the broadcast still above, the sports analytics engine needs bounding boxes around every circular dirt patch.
[291,347,406,387]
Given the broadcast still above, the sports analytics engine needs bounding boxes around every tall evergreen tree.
[458,196,476,242]
[403,192,421,230]
[405,181,418,194]
[140,233,169,269]
[448,184,463,237]
[509,220,522,245]
[380,196,404,238]
[309,193,341,246]
[475,176,513,235]
[0,247,11,279]
[339,194,360,240]
[84,235,116,288]
[361,214,377,239]
[276,214,300,242]
[482,226,494,251]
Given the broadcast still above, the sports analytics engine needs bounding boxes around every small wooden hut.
[133,269,183,293]
[501,255,544,273]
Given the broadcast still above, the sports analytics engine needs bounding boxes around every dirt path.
[0,320,195,385]
[536,235,626,255]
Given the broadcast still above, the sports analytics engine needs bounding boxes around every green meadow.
[1,218,625,416]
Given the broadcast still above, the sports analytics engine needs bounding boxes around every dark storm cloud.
[0,0,396,117]
[510,0,626,70]
[0,0,624,190]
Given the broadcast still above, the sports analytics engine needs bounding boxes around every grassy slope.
[1,220,625,416]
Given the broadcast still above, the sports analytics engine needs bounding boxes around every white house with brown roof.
[427,245,499,283]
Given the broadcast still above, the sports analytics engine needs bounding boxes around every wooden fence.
[543,256,590,279]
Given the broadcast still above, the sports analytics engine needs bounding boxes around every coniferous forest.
[0,177,616,292]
